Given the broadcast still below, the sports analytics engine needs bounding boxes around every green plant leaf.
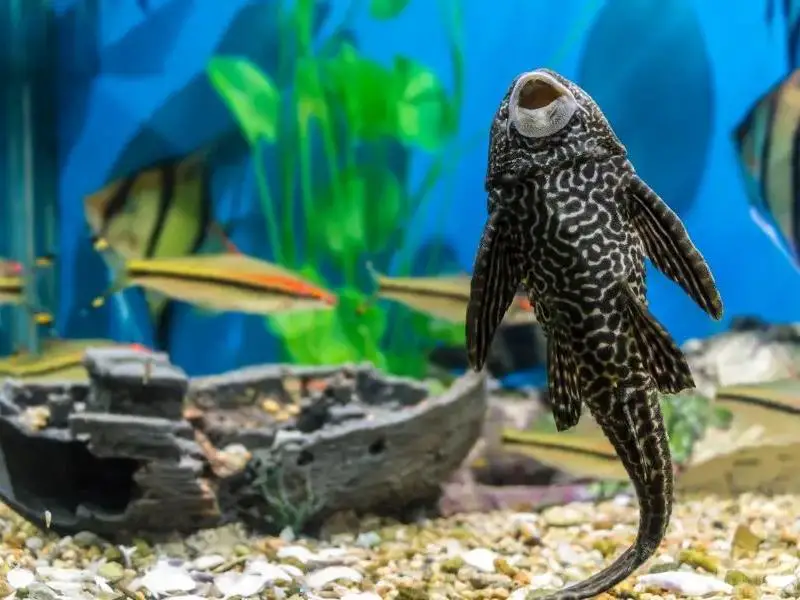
[323,45,396,140]
[294,57,329,127]
[361,167,404,253]
[269,309,355,365]
[393,57,451,150]
[314,167,369,265]
[369,0,411,20]
[385,350,429,379]
[336,288,387,368]
[207,57,280,145]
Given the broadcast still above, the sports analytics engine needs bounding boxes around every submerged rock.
[0,350,487,539]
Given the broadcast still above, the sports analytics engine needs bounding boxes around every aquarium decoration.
[0,345,487,538]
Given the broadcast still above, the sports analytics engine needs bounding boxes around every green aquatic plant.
[207,0,467,377]
[249,461,325,534]
[660,391,732,465]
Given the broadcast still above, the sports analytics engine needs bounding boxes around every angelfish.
[466,69,723,599]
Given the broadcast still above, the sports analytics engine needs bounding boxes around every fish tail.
[85,249,130,313]
[540,386,672,600]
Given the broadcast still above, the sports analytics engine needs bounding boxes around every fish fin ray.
[466,210,524,371]
[623,176,723,320]
[547,331,583,431]
[618,280,695,394]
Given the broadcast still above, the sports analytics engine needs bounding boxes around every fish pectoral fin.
[466,210,524,371]
[623,176,723,321]
[547,331,583,431]
[618,280,695,394]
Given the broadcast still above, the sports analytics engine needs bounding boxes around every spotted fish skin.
[466,69,723,599]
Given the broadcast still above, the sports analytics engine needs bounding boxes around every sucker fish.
[466,68,724,599]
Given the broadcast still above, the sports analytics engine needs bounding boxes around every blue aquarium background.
[2,0,799,381]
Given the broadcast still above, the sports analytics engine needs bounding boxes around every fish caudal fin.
[547,331,583,431]
[623,176,723,321]
[538,387,673,600]
[466,210,524,371]
[619,280,695,394]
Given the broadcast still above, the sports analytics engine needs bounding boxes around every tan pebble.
[593,519,615,530]
[275,410,293,422]
[261,398,281,414]
[734,583,761,599]
[0,577,12,598]
[493,558,516,577]
[677,548,719,574]
[512,571,530,585]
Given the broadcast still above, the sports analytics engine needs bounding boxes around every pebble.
[307,566,363,589]
[462,548,499,573]
[0,494,794,598]
[637,571,734,596]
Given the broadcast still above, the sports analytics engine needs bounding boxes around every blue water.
[20,0,800,378]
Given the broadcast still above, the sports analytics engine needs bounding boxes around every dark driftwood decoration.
[0,348,487,538]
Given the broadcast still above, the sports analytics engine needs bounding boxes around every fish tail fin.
[83,249,130,315]
[466,210,524,371]
[618,280,695,394]
[547,330,583,431]
[540,386,673,600]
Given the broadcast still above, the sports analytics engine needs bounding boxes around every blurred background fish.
[83,145,242,347]
[733,69,800,267]
[500,428,628,482]
[715,379,800,439]
[91,253,337,317]
[370,269,537,325]
[0,338,147,382]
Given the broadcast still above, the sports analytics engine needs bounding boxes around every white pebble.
[191,554,226,571]
[279,526,296,542]
[765,574,798,589]
[356,531,382,548]
[461,548,498,573]
[637,571,733,596]
[555,543,586,566]
[277,545,315,564]
[7,567,35,589]
[140,560,197,595]
[244,559,292,582]
[214,571,269,598]
[306,566,363,589]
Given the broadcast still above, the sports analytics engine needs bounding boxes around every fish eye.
[507,71,579,139]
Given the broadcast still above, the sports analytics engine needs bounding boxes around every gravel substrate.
[0,493,797,599]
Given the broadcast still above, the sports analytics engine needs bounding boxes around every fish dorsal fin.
[547,330,583,432]
[618,279,695,394]
[623,176,723,321]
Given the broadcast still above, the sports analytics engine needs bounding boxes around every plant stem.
[252,142,283,264]
[296,117,316,261]
[277,0,297,267]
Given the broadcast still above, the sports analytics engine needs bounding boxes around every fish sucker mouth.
[508,71,578,138]
[517,76,566,110]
